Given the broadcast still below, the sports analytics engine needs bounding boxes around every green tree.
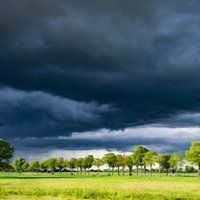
[125,155,134,176]
[28,160,40,172]
[22,161,29,172]
[45,158,57,173]
[155,153,171,177]
[67,158,77,174]
[155,153,163,177]
[143,151,157,177]
[185,165,196,173]
[0,138,14,171]
[63,159,68,172]
[13,157,28,173]
[82,155,94,175]
[116,154,126,175]
[185,141,200,177]
[40,160,48,171]
[76,158,83,174]
[169,152,183,176]
[161,154,171,176]
[132,146,149,176]
[56,157,65,172]
[102,153,117,175]
[93,158,103,173]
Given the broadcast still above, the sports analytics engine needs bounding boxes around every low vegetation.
[0,173,200,200]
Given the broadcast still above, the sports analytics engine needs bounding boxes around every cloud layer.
[11,126,200,161]
[0,88,111,139]
[1,1,200,157]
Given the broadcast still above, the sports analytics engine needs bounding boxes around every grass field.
[0,173,199,200]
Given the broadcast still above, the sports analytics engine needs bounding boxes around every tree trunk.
[112,167,114,175]
[144,164,146,176]
[140,165,142,176]
[150,166,152,177]
[71,168,73,175]
[159,166,161,177]
[136,166,139,176]
[176,168,178,177]
[122,166,125,176]
[198,164,200,178]
[117,166,120,175]
[129,167,132,176]
[98,166,100,173]
[76,167,78,174]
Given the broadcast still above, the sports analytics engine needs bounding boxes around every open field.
[0,173,200,200]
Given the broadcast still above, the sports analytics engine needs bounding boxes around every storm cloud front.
[1,0,200,159]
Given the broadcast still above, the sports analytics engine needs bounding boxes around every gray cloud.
[0,88,110,138]
[1,1,200,154]
[10,126,200,161]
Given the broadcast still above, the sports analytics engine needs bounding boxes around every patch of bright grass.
[0,173,199,199]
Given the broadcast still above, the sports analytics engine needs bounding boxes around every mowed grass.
[0,173,199,200]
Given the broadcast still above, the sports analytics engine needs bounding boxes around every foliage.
[0,138,14,171]
[185,165,197,173]
[116,154,125,168]
[22,161,29,171]
[76,158,84,173]
[186,141,200,177]
[132,146,149,175]
[41,158,57,172]
[56,157,65,171]
[102,153,117,169]
[160,154,171,171]
[12,157,28,172]
[125,155,134,175]
[169,152,183,172]
[40,160,48,170]
[155,154,171,176]
[67,158,77,171]
[28,160,40,172]
[116,154,125,175]
[93,158,103,171]
[155,153,163,176]
[186,141,200,166]
[144,151,157,176]
[132,146,149,167]
[82,155,94,170]
[125,155,133,168]
[3,141,200,178]
[144,151,157,167]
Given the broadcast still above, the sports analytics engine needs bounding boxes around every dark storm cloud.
[1,0,200,153]
[0,88,112,139]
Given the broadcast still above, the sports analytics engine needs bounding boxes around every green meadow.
[0,173,199,200]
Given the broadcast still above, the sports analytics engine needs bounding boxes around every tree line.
[0,138,200,177]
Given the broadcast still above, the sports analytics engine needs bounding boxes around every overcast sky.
[1,0,200,161]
